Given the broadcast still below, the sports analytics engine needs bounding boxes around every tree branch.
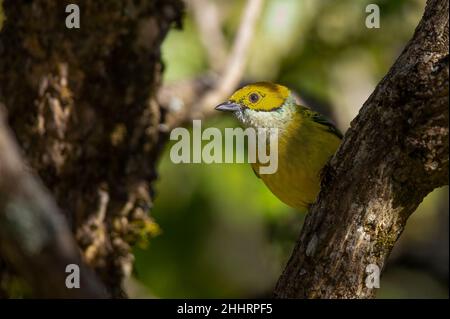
[274,0,449,299]
[190,0,228,72]
[160,0,264,130]
[0,0,184,297]
[0,106,108,298]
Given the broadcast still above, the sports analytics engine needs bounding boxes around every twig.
[193,0,264,118]
[189,0,228,72]
[160,0,264,129]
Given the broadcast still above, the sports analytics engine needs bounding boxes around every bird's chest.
[251,127,320,209]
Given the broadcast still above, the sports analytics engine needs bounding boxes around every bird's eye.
[249,93,260,103]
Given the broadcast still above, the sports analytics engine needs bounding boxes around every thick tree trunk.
[0,0,183,298]
[274,0,449,298]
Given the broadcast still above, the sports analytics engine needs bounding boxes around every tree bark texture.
[274,0,448,298]
[0,107,108,298]
[0,0,183,297]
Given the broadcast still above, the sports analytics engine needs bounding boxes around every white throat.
[234,94,297,132]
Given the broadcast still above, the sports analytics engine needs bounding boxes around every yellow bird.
[215,82,342,211]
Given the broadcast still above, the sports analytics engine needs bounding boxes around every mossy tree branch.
[0,0,183,297]
[0,107,108,298]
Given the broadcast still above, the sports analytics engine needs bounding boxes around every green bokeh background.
[130,0,449,299]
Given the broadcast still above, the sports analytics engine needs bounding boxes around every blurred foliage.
[131,0,448,298]
[133,118,300,298]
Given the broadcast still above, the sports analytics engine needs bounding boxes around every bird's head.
[215,82,297,129]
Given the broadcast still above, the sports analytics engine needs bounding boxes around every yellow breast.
[252,113,341,211]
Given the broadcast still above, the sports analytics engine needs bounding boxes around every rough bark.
[274,0,449,299]
[0,0,183,298]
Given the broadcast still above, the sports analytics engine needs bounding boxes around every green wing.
[303,107,343,139]
[252,166,260,179]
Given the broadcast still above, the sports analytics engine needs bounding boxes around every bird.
[215,82,342,211]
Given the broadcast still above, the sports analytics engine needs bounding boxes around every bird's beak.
[215,101,241,112]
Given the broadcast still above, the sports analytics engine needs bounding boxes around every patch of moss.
[129,218,162,249]
[1,274,33,298]
[0,0,5,31]
[374,232,397,257]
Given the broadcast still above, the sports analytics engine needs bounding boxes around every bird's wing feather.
[252,165,260,179]
[303,107,343,139]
